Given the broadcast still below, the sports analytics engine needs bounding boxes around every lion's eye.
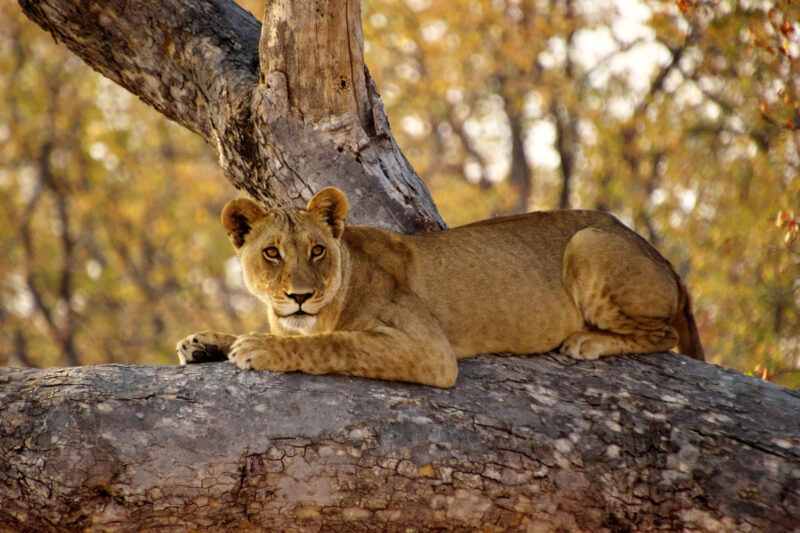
[310,244,325,259]
[263,247,280,260]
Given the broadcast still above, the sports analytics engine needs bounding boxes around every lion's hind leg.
[560,328,679,360]
[560,227,682,360]
[176,331,237,364]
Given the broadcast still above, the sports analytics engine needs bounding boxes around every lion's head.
[222,188,349,335]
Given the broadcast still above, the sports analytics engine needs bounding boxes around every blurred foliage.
[2,0,799,386]
[0,3,263,367]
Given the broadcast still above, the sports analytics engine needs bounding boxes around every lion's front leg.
[176,331,238,364]
[228,329,458,388]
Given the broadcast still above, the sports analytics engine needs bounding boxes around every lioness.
[177,187,704,388]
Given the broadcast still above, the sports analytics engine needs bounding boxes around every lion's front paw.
[228,334,265,370]
[176,331,236,365]
[229,334,293,372]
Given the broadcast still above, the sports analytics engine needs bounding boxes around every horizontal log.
[1,353,798,532]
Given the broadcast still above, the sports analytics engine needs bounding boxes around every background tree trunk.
[18,0,445,232]
[1,353,798,532]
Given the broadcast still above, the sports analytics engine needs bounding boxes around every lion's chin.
[278,314,318,335]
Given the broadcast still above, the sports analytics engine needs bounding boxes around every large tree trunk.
[18,0,445,232]
[1,353,798,532]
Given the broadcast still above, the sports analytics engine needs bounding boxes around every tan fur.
[177,187,704,388]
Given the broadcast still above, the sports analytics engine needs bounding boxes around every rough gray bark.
[17,0,445,232]
[2,353,798,532]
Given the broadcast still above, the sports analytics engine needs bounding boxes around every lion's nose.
[286,292,313,305]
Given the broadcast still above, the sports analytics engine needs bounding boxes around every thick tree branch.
[1,354,798,531]
[18,0,260,142]
[17,0,445,232]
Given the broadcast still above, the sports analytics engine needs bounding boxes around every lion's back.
[343,211,624,356]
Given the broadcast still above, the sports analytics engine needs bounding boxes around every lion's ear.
[221,198,266,248]
[307,187,349,238]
